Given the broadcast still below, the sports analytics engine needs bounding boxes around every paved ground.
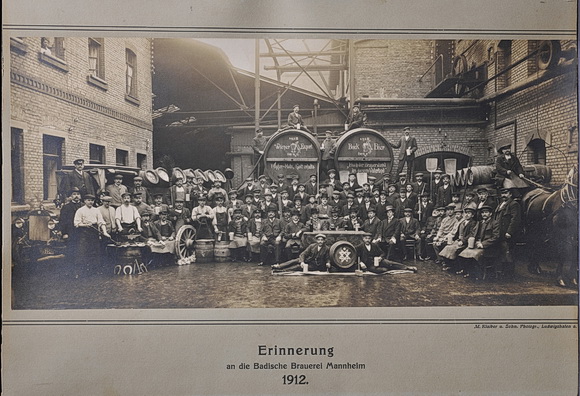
[11,254,578,309]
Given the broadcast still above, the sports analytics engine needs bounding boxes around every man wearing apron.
[212,194,229,241]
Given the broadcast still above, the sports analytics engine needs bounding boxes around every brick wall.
[9,36,154,207]
[354,40,435,99]
[456,39,578,185]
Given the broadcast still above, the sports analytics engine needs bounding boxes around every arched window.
[526,139,546,165]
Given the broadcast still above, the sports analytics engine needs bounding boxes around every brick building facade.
[349,39,577,184]
[9,36,153,210]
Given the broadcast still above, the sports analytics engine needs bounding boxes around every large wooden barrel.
[467,165,495,186]
[333,128,393,182]
[116,245,143,266]
[172,167,185,183]
[140,170,159,188]
[195,239,214,263]
[263,129,321,183]
[329,241,357,269]
[155,167,170,187]
[214,240,231,262]
[523,165,552,184]
[214,170,227,183]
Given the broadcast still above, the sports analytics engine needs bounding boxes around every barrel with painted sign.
[263,129,321,183]
[333,128,394,182]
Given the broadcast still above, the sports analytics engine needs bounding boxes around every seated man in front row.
[272,233,331,272]
[356,233,417,274]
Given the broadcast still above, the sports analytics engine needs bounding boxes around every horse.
[522,165,578,286]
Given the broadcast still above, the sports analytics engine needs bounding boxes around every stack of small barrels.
[449,164,551,189]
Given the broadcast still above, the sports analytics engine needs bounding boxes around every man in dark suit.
[322,169,342,194]
[356,233,417,274]
[273,233,330,272]
[305,174,318,196]
[475,187,497,220]
[459,205,501,279]
[391,126,418,180]
[492,188,522,278]
[377,205,401,258]
[414,193,434,226]
[345,105,367,131]
[129,176,153,205]
[436,174,453,207]
[398,207,421,260]
[60,158,96,199]
[495,140,526,190]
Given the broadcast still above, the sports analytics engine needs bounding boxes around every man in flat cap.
[458,205,501,279]
[475,187,497,221]
[132,192,151,217]
[252,128,269,176]
[59,187,83,244]
[304,174,318,197]
[259,207,284,265]
[492,187,522,278]
[399,207,421,260]
[272,233,330,272]
[238,176,258,198]
[320,130,337,178]
[436,173,454,208]
[129,176,152,205]
[115,192,142,237]
[106,174,128,208]
[345,104,367,131]
[98,195,117,235]
[73,194,110,275]
[356,233,417,274]
[60,158,96,199]
[287,104,311,133]
[391,126,418,180]
[412,172,429,196]
[167,174,190,208]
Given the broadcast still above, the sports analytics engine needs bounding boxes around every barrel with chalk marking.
[329,241,357,269]
[214,240,231,262]
[195,239,214,263]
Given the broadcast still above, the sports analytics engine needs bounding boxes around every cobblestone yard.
[11,255,578,309]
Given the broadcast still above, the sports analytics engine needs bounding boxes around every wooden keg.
[329,241,357,269]
[468,165,495,186]
[523,165,552,184]
[116,245,143,266]
[195,239,214,263]
[214,240,231,262]
[172,167,186,183]
[140,169,159,188]
[155,167,170,187]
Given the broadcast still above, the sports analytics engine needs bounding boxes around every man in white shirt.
[115,192,142,236]
[73,194,110,275]
[98,196,117,234]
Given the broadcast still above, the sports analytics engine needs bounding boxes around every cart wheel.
[175,225,197,260]
[537,40,561,70]
[452,55,468,96]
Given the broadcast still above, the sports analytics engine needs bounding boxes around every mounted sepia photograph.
[8,36,578,310]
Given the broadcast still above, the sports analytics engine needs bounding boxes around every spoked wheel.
[452,55,468,97]
[175,225,197,259]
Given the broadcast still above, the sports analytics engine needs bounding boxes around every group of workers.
[30,120,534,281]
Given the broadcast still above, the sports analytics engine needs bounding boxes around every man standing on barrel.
[391,126,418,180]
